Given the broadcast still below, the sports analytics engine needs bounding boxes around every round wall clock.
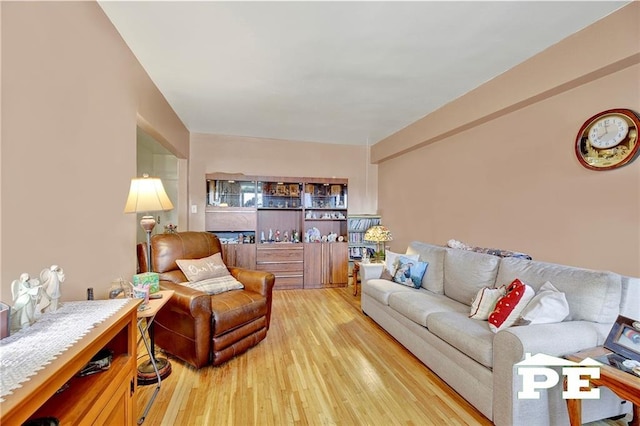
[575,108,640,170]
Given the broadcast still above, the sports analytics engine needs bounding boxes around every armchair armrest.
[158,280,212,319]
[229,267,275,297]
[229,267,275,328]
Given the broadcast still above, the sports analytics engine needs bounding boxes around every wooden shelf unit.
[1,300,140,426]
[206,173,349,289]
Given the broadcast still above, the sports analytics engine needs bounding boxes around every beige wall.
[188,133,378,231]
[1,2,189,302]
[373,3,640,277]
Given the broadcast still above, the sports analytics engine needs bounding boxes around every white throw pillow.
[469,286,506,320]
[519,281,570,325]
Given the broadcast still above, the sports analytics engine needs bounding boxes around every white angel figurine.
[11,273,41,332]
[38,265,65,313]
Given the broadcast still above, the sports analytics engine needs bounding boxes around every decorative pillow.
[390,256,428,289]
[518,281,570,325]
[384,250,419,274]
[380,267,394,281]
[176,253,230,282]
[469,286,506,320]
[488,278,535,333]
[180,275,244,295]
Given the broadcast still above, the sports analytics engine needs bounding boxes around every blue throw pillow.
[391,256,428,289]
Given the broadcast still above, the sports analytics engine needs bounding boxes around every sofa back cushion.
[406,241,446,294]
[444,249,500,306]
[620,276,640,319]
[496,257,622,323]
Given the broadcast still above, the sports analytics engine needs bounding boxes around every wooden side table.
[137,290,174,424]
[352,262,360,295]
[565,346,640,426]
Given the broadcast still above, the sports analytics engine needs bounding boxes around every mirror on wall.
[136,127,179,243]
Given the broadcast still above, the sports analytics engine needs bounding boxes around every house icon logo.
[516,353,601,400]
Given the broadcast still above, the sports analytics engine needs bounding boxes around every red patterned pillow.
[488,278,535,333]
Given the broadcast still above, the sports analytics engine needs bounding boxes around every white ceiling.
[99,1,628,146]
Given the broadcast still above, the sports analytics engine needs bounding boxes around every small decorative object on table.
[134,272,160,294]
[0,302,10,339]
[164,223,177,234]
[78,348,113,377]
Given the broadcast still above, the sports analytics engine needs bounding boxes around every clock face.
[575,109,640,171]
[587,115,629,149]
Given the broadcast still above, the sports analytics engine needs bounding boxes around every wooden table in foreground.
[1,299,140,426]
[565,346,640,426]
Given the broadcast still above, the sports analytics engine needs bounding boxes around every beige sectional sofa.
[360,241,640,426]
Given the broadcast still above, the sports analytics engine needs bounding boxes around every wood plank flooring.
[135,287,630,425]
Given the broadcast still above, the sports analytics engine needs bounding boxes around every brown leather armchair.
[137,231,275,369]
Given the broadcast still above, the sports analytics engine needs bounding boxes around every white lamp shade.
[124,176,174,213]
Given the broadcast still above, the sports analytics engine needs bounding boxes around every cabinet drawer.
[273,274,304,290]
[256,245,303,262]
[256,262,303,273]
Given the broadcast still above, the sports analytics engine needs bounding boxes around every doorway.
[136,127,179,243]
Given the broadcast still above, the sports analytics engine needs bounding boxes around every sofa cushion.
[362,278,416,305]
[444,249,500,306]
[388,290,469,327]
[488,279,535,333]
[496,257,622,323]
[427,311,495,368]
[406,241,446,294]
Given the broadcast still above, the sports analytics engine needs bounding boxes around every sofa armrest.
[492,321,611,426]
[159,280,212,319]
[361,263,385,283]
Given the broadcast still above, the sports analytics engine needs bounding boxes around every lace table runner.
[0,298,131,401]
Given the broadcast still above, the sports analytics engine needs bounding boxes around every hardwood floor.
[135,287,631,425]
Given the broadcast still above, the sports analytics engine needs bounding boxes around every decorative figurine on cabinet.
[38,265,65,313]
[10,273,41,332]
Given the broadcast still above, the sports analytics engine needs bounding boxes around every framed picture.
[276,184,287,196]
[289,184,299,197]
[331,184,342,195]
[604,315,640,362]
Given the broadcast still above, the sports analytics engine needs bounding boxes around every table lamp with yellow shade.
[364,225,392,263]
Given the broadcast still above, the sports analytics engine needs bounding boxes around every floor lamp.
[124,174,174,271]
[124,174,174,384]
[364,225,393,263]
